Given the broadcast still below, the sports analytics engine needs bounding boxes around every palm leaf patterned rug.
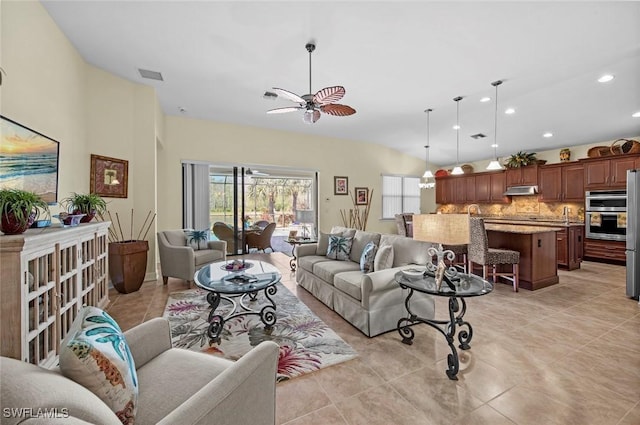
[163,283,357,382]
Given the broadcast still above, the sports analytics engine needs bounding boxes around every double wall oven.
[585,190,627,241]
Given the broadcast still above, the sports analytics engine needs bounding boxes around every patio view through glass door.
[209,166,317,256]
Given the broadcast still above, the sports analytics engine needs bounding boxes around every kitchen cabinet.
[584,238,626,264]
[583,155,639,190]
[435,176,455,204]
[506,164,539,187]
[0,222,110,366]
[556,226,584,270]
[538,162,584,202]
[475,171,509,204]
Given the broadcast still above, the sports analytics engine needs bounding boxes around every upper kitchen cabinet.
[505,164,539,187]
[538,162,584,202]
[476,171,510,204]
[435,175,456,204]
[582,155,640,189]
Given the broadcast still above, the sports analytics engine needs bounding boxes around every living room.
[2,1,639,425]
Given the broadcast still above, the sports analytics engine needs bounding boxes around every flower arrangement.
[504,151,538,168]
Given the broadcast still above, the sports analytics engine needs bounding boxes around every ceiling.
[41,1,640,166]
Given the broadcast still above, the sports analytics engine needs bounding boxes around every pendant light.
[422,108,434,179]
[451,96,464,175]
[486,80,504,170]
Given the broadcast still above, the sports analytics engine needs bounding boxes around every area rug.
[163,283,357,382]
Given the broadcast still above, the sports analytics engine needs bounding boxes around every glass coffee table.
[194,260,281,344]
[395,268,493,380]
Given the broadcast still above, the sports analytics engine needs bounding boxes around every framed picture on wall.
[355,187,369,205]
[334,176,348,195]
[90,154,128,198]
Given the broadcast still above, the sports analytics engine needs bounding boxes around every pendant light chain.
[487,80,504,170]
[451,97,464,175]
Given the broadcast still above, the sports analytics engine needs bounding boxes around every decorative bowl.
[54,214,86,227]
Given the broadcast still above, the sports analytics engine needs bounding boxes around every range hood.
[504,185,538,196]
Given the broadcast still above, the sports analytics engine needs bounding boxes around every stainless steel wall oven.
[585,190,627,241]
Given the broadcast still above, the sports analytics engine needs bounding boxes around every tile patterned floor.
[107,253,640,425]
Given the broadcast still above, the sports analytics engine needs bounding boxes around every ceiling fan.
[245,168,268,176]
[266,42,356,124]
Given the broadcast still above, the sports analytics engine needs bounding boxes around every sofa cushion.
[313,260,361,284]
[298,255,333,273]
[164,230,187,246]
[59,306,138,424]
[184,229,209,250]
[316,232,341,255]
[194,248,224,267]
[359,241,377,273]
[374,244,394,271]
[349,230,382,263]
[327,236,353,260]
[334,271,365,301]
[380,234,434,267]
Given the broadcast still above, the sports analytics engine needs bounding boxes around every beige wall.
[160,116,427,234]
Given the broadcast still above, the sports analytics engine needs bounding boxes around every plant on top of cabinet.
[504,151,537,168]
[0,189,50,235]
[61,192,107,223]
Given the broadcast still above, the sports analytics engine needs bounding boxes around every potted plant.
[0,189,50,235]
[504,151,538,168]
[61,192,107,223]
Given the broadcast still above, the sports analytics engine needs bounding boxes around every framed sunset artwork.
[0,116,60,204]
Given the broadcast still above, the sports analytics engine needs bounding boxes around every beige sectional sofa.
[295,226,436,337]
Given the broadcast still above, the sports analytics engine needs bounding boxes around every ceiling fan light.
[451,166,464,175]
[486,160,503,170]
[303,109,320,124]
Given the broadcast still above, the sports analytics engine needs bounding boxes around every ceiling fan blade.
[266,106,302,114]
[313,86,346,105]
[303,109,321,124]
[271,88,305,104]
[320,104,356,117]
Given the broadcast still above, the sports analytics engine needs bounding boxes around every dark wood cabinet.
[556,226,584,270]
[454,177,467,204]
[506,164,539,187]
[583,155,639,190]
[475,174,490,202]
[489,172,509,204]
[438,172,509,204]
[538,162,584,202]
[584,238,625,264]
[465,175,476,202]
[435,176,455,204]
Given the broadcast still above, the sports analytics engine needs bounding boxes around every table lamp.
[413,214,470,290]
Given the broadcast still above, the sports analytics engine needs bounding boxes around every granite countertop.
[482,217,584,228]
[484,223,563,234]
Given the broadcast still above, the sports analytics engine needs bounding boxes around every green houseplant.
[0,189,50,235]
[504,151,538,168]
[61,192,107,223]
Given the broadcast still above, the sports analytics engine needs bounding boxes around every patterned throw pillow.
[185,229,209,250]
[374,244,394,271]
[360,241,377,273]
[326,236,353,260]
[59,306,138,425]
[316,232,341,256]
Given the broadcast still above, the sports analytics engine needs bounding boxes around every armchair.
[212,222,243,255]
[0,318,279,425]
[246,222,276,253]
[157,230,226,285]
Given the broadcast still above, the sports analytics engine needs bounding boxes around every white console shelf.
[0,222,110,367]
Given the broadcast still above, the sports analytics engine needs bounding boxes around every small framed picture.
[355,187,369,205]
[334,176,348,195]
[90,154,128,198]
[288,230,298,240]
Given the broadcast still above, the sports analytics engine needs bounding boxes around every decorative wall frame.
[334,176,348,195]
[355,187,369,205]
[90,154,128,198]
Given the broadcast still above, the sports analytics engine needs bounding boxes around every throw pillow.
[59,306,138,425]
[185,229,209,250]
[326,236,353,260]
[360,241,377,273]
[316,232,341,256]
[374,244,394,271]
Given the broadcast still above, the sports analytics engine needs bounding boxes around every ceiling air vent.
[138,68,163,81]
[470,133,487,139]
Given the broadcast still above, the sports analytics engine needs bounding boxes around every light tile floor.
[107,253,640,425]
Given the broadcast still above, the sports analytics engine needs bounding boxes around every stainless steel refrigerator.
[627,169,640,299]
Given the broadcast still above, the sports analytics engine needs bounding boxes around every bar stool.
[467,218,520,292]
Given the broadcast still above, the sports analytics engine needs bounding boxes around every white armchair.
[157,230,226,285]
[0,318,279,425]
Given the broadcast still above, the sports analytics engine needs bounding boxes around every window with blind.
[381,175,421,219]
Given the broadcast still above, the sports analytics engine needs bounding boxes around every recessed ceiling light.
[597,74,614,83]
[453,125,460,130]
[505,108,515,115]
[543,132,553,138]
[491,143,499,148]
[632,111,640,118]
[480,97,491,103]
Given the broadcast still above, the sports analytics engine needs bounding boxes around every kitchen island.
[483,223,561,290]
